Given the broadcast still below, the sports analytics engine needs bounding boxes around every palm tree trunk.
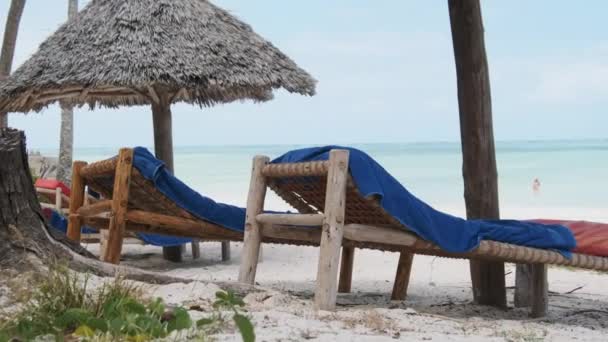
[448,0,506,308]
[56,0,79,184]
[57,102,74,183]
[0,0,26,128]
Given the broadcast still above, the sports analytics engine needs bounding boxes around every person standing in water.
[532,178,541,195]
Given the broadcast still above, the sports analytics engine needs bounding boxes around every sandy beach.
[66,206,606,341]
[20,151,608,340]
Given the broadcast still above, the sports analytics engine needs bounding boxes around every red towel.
[533,219,608,257]
[35,178,71,196]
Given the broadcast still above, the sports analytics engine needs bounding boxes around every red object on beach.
[533,219,608,257]
[35,178,71,196]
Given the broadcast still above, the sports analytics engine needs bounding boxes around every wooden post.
[191,240,200,260]
[338,246,355,293]
[152,91,182,263]
[54,187,62,211]
[258,244,264,263]
[238,156,269,284]
[315,149,349,310]
[102,148,134,264]
[66,161,87,242]
[99,229,109,261]
[221,241,231,261]
[448,0,506,308]
[530,263,548,318]
[514,263,532,307]
[391,252,414,300]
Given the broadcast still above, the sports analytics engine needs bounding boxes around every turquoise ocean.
[37,140,607,216]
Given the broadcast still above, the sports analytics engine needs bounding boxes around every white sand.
[3,205,604,340]
[80,206,608,342]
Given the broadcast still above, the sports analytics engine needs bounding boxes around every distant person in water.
[532,178,541,195]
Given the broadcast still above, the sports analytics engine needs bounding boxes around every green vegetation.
[0,266,255,341]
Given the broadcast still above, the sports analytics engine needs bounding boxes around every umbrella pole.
[152,96,183,262]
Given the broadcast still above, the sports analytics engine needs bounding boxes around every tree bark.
[151,92,182,262]
[56,0,78,184]
[57,103,74,184]
[448,0,506,308]
[0,0,26,128]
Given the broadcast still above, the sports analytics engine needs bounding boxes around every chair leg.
[514,264,533,307]
[315,150,349,311]
[66,161,87,242]
[530,263,548,318]
[191,240,201,260]
[54,187,62,211]
[221,241,231,261]
[238,156,269,284]
[102,148,133,264]
[99,229,109,261]
[338,247,355,293]
[391,252,414,300]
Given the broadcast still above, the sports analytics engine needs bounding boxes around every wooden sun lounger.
[65,148,236,264]
[238,149,608,315]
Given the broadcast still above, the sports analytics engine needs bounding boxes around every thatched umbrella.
[0,0,316,261]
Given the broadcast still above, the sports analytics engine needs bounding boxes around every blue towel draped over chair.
[272,146,577,256]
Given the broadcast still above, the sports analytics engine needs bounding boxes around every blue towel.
[272,146,577,256]
[131,147,246,246]
[47,209,191,247]
[48,210,98,235]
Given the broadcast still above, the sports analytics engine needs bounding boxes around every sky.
[1,0,607,148]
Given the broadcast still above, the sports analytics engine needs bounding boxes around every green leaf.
[147,298,165,318]
[167,308,192,333]
[55,308,93,329]
[233,314,255,342]
[231,296,246,307]
[74,325,95,338]
[109,317,126,334]
[122,299,147,315]
[196,318,216,327]
[102,298,121,319]
[86,317,108,332]
[215,291,228,301]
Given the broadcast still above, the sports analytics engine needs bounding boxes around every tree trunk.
[0,128,197,283]
[0,128,73,269]
[151,93,182,262]
[57,103,74,184]
[56,0,78,184]
[448,0,506,308]
[0,0,26,128]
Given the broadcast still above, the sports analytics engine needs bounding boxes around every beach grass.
[0,265,254,341]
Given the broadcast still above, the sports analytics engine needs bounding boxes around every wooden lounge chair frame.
[238,149,608,315]
[66,148,235,264]
[37,182,143,245]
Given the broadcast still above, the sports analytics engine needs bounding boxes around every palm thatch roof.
[0,0,316,113]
